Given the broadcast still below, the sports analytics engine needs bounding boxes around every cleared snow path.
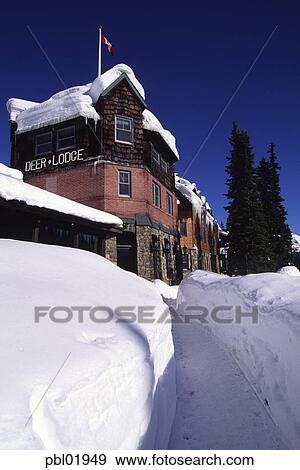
[166,301,286,449]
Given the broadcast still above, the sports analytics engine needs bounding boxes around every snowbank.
[152,279,178,301]
[277,265,300,276]
[0,163,122,228]
[0,240,175,449]
[176,270,300,449]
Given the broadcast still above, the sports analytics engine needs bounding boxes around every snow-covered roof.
[292,234,300,253]
[175,175,215,222]
[143,109,179,160]
[0,163,122,228]
[7,64,179,159]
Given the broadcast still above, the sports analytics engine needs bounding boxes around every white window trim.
[167,193,173,215]
[118,170,131,198]
[35,131,53,156]
[161,157,169,173]
[152,181,161,208]
[56,125,76,151]
[115,116,134,145]
[152,147,161,164]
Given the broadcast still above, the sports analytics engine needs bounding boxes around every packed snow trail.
[166,301,286,450]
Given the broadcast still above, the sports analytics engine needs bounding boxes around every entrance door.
[117,232,137,273]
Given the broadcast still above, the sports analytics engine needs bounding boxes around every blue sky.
[1,1,299,232]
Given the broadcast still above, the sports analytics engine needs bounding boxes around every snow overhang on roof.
[0,163,123,229]
[175,174,216,222]
[7,64,180,159]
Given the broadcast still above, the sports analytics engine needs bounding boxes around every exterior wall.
[99,82,145,166]
[104,236,117,265]
[136,226,177,284]
[178,200,220,274]
[12,117,101,175]
[25,162,178,230]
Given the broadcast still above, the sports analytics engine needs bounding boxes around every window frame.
[152,147,161,165]
[152,181,161,208]
[118,170,132,197]
[35,131,53,156]
[166,193,173,215]
[161,157,169,173]
[115,116,134,145]
[56,125,76,152]
[179,219,187,236]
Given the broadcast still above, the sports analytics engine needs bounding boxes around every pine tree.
[256,144,292,269]
[225,123,271,275]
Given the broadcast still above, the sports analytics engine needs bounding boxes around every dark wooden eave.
[143,129,178,164]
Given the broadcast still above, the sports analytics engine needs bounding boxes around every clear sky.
[1,1,299,232]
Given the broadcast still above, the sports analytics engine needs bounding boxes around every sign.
[24,148,85,173]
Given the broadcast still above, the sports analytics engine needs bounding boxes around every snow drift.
[176,270,300,449]
[277,265,300,277]
[0,240,175,449]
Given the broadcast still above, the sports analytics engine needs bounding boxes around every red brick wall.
[25,162,178,229]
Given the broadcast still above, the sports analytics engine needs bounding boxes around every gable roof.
[7,64,179,158]
[97,73,146,108]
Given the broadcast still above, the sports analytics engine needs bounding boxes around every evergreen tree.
[256,143,292,269]
[225,123,271,275]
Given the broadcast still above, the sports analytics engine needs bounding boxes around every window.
[118,170,131,197]
[115,116,133,144]
[164,239,172,278]
[182,253,189,270]
[152,181,161,208]
[161,158,169,173]
[35,132,52,156]
[57,126,75,151]
[179,220,187,236]
[152,148,160,164]
[166,193,173,215]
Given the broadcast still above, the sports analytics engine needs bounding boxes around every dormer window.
[152,148,161,164]
[161,158,169,173]
[57,126,75,151]
[115,116,133,144]
[35,132,52,156]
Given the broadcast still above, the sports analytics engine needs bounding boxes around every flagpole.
[98,26,102,76]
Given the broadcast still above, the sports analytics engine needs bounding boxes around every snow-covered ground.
[0,239,175,450]
[175,270,300,449]
[152,279,178,301]
[168,317,285,449]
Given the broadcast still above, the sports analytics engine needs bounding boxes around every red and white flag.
[101,33,115,56]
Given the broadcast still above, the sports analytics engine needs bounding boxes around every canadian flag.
[101,33,115,56]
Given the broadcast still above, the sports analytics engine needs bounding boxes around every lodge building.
[7,64,182,284]
[176,176,221,275]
